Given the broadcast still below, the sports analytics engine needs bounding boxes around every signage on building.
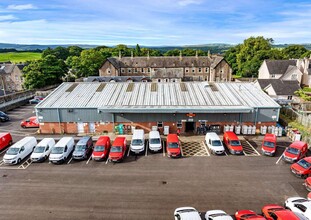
[186,113,196,117]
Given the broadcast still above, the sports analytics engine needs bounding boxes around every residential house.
[0,62,25,93]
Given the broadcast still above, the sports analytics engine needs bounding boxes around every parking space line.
[18,158,32,169]
[86,155,92,164]
[0,160,4,166]
[201,141,210,156]
[180,146,184,157]
[105,157,110,164]
[145,148,148,157]
[67,157,73,164]
[276,153,284,165]
[127,147,131,157]
[0,149,7,156]
[224,151,228,156]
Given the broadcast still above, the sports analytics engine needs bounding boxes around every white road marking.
[105,157,110,164]
[67,157,73,164]
[145,148,148,157]
[127,147,131,157]
[224,151,228,156]
[162,141,165,157]
[201,141,210,156]
[276,153,284,165]
[180,146,184,157]
[86,155,92,164]
[244,140,261,156]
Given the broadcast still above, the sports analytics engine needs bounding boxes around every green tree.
[23,60,46,89]
[164,49,181,56]
[68,46,83,57]
[283,45,308,59]
[42,46,70,60]
[135,44,141,56]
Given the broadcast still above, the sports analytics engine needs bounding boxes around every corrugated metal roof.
[36,82,280,113]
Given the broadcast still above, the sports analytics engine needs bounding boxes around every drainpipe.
[57,108,61,134]
[254,108,259,127]
[112,113,115,133]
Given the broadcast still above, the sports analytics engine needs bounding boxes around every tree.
[23,60,46,89]
[68,46,83,57]
[283,45,308,59]
[42,46,70,60]
[135,44,141,56]
[164,49,180,56]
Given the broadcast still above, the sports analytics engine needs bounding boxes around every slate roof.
[85,76,152,82]
[105,56,224,69]
[265,60,297,76]
[0,63,26,74]
[256,79,301,96]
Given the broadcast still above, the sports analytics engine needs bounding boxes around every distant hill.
[0,43,98,51]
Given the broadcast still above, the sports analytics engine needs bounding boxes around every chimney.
[179,50,182,61]
[195,50,198,58]
[119,51,122,59]
[131,50,133,59]
[208,50,211,58]
[147,51,150,60]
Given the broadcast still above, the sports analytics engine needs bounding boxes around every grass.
[0,52,41,63]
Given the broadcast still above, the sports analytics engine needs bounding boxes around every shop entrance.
[185,122,195,132]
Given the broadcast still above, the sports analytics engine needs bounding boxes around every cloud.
[178,0,202,6]
[0,15,16,21]
[7,4,37,10]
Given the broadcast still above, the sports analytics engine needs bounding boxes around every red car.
[108,137,127,162]
[262,204,299,220]
[304,177,311,191]
[283,141,308,163]
[0,133,13,151]
[20,116,39,128]
[235,210,266,220]
[166,134,181,158]
[223,131,243,155]
[92,136,111,161]
[261,134,277,156]
[291,157,311,178]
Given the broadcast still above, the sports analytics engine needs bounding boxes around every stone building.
[0,62,25,93]
[99,53,232,82]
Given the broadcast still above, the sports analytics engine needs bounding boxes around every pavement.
[0,104,308,220]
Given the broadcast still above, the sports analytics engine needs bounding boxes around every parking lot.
[0,104,308,219]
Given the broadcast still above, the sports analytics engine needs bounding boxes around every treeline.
[0,48,42,53]
[22,44,213,89]
[224,36,311,77]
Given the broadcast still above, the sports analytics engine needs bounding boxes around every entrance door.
[185,122,195,132]
[77,122,84,133]
[89,122,95,133]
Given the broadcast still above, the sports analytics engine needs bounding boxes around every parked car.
[166,134,181,158]
[30,138,55,162]
[283,141,308,163]
[29,98,42,104]
[108,137,127,162]
[0,133,13,151]
[49,137,75,164]
[3,136,37,165]
[72,136,93,160]
[0,111,10,122]
[304,177,311,191]
[148,131,162,152]
[20,116,39,128]
[130,129,145,154]
[261,134,277,156]
[205,132,225,155]
[285,197,311,219]
[223,131,243,155]
[205,210,233,220]
[34,96,44,100]
[261,204,300,220]
[92,136,111,161]
[235,210,266,220]
[291,157,311,178]
[174,207,201,220]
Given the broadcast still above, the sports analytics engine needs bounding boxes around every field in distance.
[0,52,41,63]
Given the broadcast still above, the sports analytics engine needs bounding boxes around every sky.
[0,0,311,46]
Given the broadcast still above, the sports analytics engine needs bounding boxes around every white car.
[285,197,311,219]
[174,207,201,220]
[205,210,233,220]
[205,132,225,155]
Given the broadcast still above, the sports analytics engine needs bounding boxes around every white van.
[130,129,145,154]
[49,137,74,164]
[148,131,162,152]
[205,132,225,155]
[174,207,201,220]
[3,136,37,165]
[31,138,55,162]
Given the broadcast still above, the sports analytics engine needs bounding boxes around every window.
[134,68,137,73]
[128,69,131,73]
[271,74,275,78]
[121,69,125,73]
[198,68,202,73]
[157,79,161,82]
[148,68,151,72]
[200,120,206,126]
[192,68,195,73]
[296,204,307,212]
[185,68,189,73]
[157,121,163,128]
[107,68,111,74]
[177,121,182,128]
[288,95,292,100]
[205,67,209,72]
[141,68,144,73]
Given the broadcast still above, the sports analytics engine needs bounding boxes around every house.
[98,53,232,82]
[0,62,26,93]
[258,58,311,87]
[254,79,301,104]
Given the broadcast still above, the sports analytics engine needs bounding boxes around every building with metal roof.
[35,82,280,134]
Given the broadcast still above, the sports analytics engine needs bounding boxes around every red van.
[166,134,181,158]
[92,136,111,161]
[291,156,311,178]
[223,131,243,155]
[20,116,39,128]
[261,134,277,156]
[0,133,13,151]
[283,141,308,163]
[108,137,127,162]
